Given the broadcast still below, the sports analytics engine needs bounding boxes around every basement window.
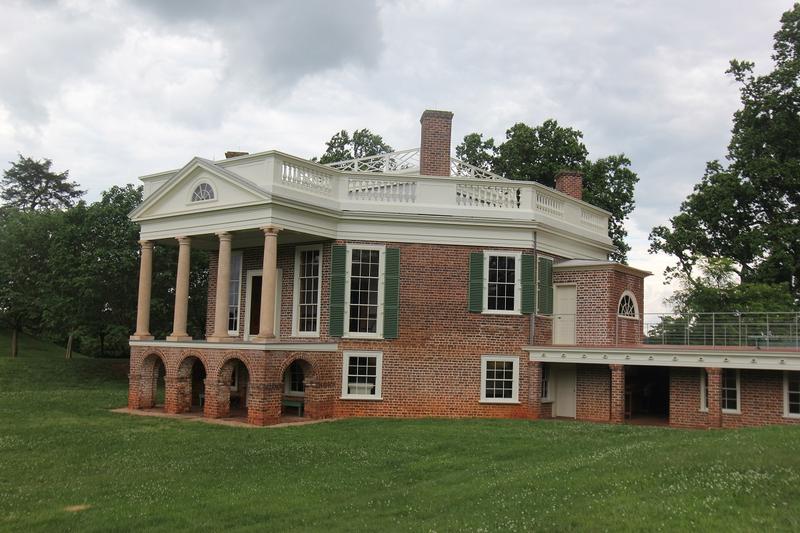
[721,369,740,413]
[341,351,383,400]
[541,365,551,402]
[785,372,800,418]
[480,355,519,403]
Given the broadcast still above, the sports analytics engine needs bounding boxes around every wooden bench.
[282,398,304,417]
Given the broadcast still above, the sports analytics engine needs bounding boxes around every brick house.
[127,110,800,428]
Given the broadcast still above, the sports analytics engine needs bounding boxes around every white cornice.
[130,340,339,352]
[526,346,800,371]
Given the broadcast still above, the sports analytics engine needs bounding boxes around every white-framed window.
[722,369,741,413]
[284,360,305,397]
[292,245,322,337]
[784,371,800,418]
[230,363,239,391]
[228,251,243,335]
[341,351,383,400]
[541,365,551,402]
[480,355,519,403]
[484,251,522,314]
[190,182,215,202]
[617,291,639,319]
[344,244,385,338]
[700,368,709,412]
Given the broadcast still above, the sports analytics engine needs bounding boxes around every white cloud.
[0,0,793,309]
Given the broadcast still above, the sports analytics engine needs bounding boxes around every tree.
[492,120,588,188]
[455,120,639,262]
[318,129,393,163]
[455,133,495,170]
[582,155,640,262]
[650,4,800,305]
[0,155,83,211]
[0,209,54,356]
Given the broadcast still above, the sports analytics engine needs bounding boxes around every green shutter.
[468,252,484,312]
[521,254,535,314]
[537,257,553,315]
[329,244,346,337]
[383,248,400,339]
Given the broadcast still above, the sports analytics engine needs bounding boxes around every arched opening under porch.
[281,359,311,418]
[216,358,251,420]
[138,353,166,409]
[174,355,207,413]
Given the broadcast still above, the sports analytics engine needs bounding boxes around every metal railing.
[550,312,800,351]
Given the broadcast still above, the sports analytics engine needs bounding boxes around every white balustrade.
[456,183,521,209]
[281,162,333,195]
[536,191,564,218]
[348,178,417,203]
[581,208,607,231]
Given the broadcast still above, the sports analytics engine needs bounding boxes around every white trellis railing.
[326,148,421,173]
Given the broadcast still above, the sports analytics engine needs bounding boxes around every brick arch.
[210,356,252,420]
[169,352,208,414]
[211,352,258,381]
[277,354,320,384]
[278,355,330,419]
[135,352,167,409]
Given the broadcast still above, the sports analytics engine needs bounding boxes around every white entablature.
[130,149,614,258]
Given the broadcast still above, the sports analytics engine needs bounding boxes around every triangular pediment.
[130,158,270,221]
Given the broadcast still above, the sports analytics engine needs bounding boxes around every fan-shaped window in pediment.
[191,182,215,202]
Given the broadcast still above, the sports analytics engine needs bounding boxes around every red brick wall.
[419,110,453,177]
[555,171,583,200]
[551,268,645,346]
[576,364,611,421]
[668,367,709,428]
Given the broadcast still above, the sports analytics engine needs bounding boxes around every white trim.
[243,268,282,341]
[129,340,339,351]
[721,368,741,414]
[617,290,639,319]
[340,351,383,400]
[784,371,800,418]
[343,244,385,339]
[228,251,243,336]
[480,355,520,404]
[526,346,800,371]
[699,368,708,412]
[292,244,323,337]
[482,251,522,315]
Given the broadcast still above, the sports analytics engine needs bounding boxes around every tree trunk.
[65,332,73,360]
[11,327,18,358]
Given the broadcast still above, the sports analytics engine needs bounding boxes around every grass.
[1,332,800,531]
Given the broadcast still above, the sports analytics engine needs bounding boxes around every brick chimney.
[555,170,583,200]
[419,110,453,176]
[225,151,249,159]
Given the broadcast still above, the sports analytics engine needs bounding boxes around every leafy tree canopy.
[455,120,638,262]
[318,129,393,164]
[650,4,800,305]
[0,155,83,211]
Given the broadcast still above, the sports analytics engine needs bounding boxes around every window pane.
[487,255,516,311]
[297,249,320,333]
[227,253,242,332]
[348,249,381,334]
[346,355,378,395]
[485,359,515,400]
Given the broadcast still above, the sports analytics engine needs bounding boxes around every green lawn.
[1,332,799,531]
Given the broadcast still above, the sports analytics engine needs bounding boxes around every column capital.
[138,240,154,249]
[705,367,722,375]
[175,236,192,245]
[260,225,282,235]
[215,231,233,241]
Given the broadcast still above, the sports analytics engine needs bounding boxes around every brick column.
[706,367,722,428]
[167,236,193,341]
[529,361,543,419]
[203,378,228,419]
[208,232,234,342]
[128,373,142,409]
[247,382,283,426]
[131,240,155,340]
[255,226,281,341]
[610,364,625,424]
[164,377,186,414]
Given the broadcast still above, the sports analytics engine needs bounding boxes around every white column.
[255,226,281,340]
[209,232,234,342]
[131,240,154,340]
[167,236,193,341]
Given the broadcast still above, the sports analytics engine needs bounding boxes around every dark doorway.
[249,275,262,337]
[191,359,207,408]
[625,366,669,422]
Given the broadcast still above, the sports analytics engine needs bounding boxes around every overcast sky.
[0,0,792,312]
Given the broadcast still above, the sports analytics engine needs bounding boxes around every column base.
[250,335,277,343]
[166,335,193,342]
[129,334,155,341]
[206,336,239,343]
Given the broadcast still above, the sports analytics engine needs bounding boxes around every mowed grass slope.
[1,331,800,532]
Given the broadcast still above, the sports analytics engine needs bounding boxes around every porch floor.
[112,407,339,428]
